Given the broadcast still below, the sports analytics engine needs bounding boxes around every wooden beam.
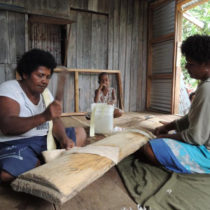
[146,6,153,110]
[177,0,208,12]
[74,71,79,113]
[172,6,182,115]
[0,3,26,13]
[151,33,175,44]
[55,68,120,74]
[64,24,72,66]
[61,112,86,117]
[116,72,124,110]
[183,12,204,29]
[150,74,173,80]
[29,14,74,25]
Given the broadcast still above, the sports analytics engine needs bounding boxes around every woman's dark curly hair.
[98,72,109,84]
[17,49,57,79]
[181,34,210,64]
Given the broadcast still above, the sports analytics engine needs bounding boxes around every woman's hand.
[43,100,62,121]
[154,125,169,136]
[60,137,75,150]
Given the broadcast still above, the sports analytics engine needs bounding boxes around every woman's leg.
[0,160,41,183]
[139,142,160,166]
[75,127,87,147]
[0,170,15,183]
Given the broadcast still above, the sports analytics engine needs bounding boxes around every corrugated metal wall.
[150,79,172,112]
[152,1,175,38]
[29,23,62,65]
[152,40,174,74]
[148,0,176,113]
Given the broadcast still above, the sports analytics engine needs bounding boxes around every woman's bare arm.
[0,96,61,135]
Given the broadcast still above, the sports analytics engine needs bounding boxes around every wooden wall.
[0,0,148,112]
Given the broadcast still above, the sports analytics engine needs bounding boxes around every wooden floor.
[0,112,179,210]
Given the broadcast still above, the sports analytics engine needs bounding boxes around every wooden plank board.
[137,0,147,111]
[0,11,8,64]
[118,0,127,109]
[74,71,79,112]
[129,0,140,111]
[0,64,6,84]
[12,131,150,204]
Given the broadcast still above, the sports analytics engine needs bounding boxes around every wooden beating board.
[11,130,152,204]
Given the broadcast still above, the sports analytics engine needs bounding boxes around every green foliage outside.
[181,2,210,92]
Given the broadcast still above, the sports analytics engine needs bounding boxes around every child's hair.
[98,72,109,84]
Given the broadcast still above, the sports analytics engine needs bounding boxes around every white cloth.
[0,80,53,142]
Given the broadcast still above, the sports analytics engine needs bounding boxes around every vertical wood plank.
[136,0,148,111]
[88,0,98,11]
[97,0,109,13]
[25,14,29,52]
[123,0,133,111]
[172,3,181,114]
[119,0,127,109]
[108,0,114,70]
[74,71,79,112]
[146,4,153,110]
[129,0,140,111]
[76,11,92,111]
[113,0,120,70]
[0,64,6,84]
[15,12,25,62]
[5,64,16,80]
[8,11,16,64]
[91,13,108,109]
[66,10,78,112]
[117,72,124,110]
[68,10,77,68]
[124,0,133,111]
[0,11,8,63]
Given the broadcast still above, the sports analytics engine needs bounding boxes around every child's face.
[100,74,109,87]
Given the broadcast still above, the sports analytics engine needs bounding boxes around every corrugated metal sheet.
[152,1,175,38]
[152,40,174,74]
[150,79,172,112]
[29,23,62,65]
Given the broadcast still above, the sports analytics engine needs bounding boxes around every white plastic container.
[90,103,114,135]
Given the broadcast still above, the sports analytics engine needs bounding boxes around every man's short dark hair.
[17,49,57,79]
[181,34,210,64]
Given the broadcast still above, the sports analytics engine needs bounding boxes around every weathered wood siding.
[0,10,25,80]
[0,0,148,112]
[67,0,148,112]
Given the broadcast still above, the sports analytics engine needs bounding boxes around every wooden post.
[117,72,124,110]
[74,71,79,112]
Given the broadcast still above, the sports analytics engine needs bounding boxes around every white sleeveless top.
[0,80,53,142]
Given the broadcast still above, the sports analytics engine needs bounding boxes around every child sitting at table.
[94,72,122,118]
